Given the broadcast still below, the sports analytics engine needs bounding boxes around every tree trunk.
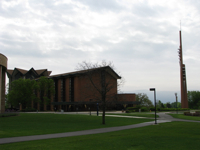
[102,100,106,124]
[101,70,106,124]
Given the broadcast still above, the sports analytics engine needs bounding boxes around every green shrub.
[21,107,36,112]
[0,112,19,117]
[193,113,200,116]
[126,106,141,113]
[149,107,157,111]
[195,111,200,114]
[126,106,148,112]
[127,107,190,112]
[141,107,148,112]
[184,111,190,115]
[160,108,190,111]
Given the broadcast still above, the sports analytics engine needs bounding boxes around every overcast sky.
[1,0,200,103]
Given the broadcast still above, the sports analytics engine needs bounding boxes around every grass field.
[0,113,153,138]
[0,121,200,150]
[169,113,200,121]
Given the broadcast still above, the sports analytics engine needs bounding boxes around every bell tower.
[178,31,188,108]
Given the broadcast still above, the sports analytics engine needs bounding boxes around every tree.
[76,61,123,124]
[7,78,37,108]
[188,91,200,109]
[7,77,55,110]
[171,102,181,108]
[136,93,153,108]
[36,76,55,110]
[166,102,171,108]
[157,100,164,108]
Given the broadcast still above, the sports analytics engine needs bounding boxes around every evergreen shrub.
[21,107,36,112]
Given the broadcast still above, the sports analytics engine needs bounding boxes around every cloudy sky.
[1,0,200,103]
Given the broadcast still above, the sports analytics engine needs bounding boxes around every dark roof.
[15,68,28,74]
[49,66,121,79]
[35,69,47,75]
[7,68,51,77]
[47,71,52,76]
[7,69,13,76]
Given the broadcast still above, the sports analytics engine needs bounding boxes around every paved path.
[0,113,200,144]
[157,113,200,123]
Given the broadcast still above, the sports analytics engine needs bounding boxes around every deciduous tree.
[188,91,200,109]
[36,76,55,106]
[156,100,164,108]
[7,78,37,108]
[136,93,153,108]
[76,61,123,124]
[7,77,55,109]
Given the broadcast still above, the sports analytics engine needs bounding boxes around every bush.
[21,107,36,112]
[141,107,148,112]
[195,111,200,114]
[5,108,19,112]
[126,106,148,112]
[126,107,136,113]
[150,107,157,111]
[184,111,190,115]
[193,113,200,116]
[160,108,190,111]
[126,106,141,113]
[160,108,176,111]
[184,111,200,116]
[0,112,19,117]
[127,107,190,112]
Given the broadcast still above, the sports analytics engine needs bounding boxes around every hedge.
[21,107,37,112]
[0,112,19,117]
[126,106,148,112]
[184,111,200,116]
[149,108,190,111]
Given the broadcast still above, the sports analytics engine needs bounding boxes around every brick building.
[0,53,7,113]
[7,66,137,111]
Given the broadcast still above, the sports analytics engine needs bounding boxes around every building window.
[69,77,74,102]
[54,79,58,102]
[61,79,63,102]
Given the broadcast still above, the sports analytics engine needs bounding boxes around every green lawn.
[0,113,153,138]
[107,112,158,118]
[1,121,200,150]
[169,114,200,121]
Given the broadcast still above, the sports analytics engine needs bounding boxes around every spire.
[178,30,188,108]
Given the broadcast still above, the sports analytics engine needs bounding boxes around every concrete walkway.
[0,113,200,144]
[157,112,200,123]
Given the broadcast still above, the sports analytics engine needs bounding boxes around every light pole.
[150,88,157,124]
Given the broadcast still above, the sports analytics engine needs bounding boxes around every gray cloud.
[75,0,123,12]
[1,0,200,102]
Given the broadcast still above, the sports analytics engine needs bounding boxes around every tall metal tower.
[178,31,188,108]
